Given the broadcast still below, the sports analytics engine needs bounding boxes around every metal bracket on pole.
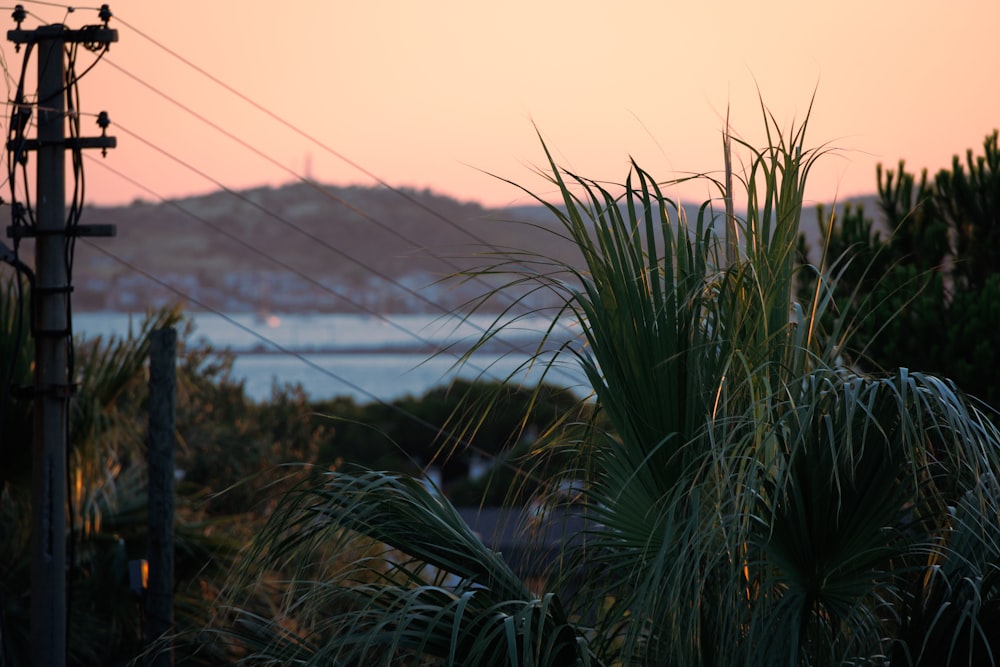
[7,26,118,46]
[6,137,118,151]
[7,224,117,239]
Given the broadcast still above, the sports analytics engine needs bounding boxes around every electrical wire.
[6,9,584,406]
[76,153,587,449]
[101,57,546,318]
[111,13,513,253]
[24,6,523,261]
[81,154,574,379]
[17,0,101,9]
[0,34,20,100]
[79,237,552,484]
[7,7,581,408]
[113,122,467,314]
[94,14,587,356]
[95,18,585,350]
[88,30,589,383]
[102,15,591,349]
[0,15,581,659]
[7,37,35,229]
[9,4,587,450]
[106,121,582,375]
[95,124,586,394]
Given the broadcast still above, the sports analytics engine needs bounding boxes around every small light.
[128,559,148,597]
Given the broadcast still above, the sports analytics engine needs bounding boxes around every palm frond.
[218,101,1000,667]
[226,468,592,665]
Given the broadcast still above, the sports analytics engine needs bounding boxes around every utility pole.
[147,327,177,667]
[6,7,116,666]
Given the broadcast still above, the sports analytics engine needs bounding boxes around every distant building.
[457,505,590,594]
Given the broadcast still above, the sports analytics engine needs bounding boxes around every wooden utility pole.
[147,327,177,667]
[6,8,117,666]
[30,25,70,667]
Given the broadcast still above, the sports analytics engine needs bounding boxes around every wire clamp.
[97,111,111,156]
[11,5,25,50]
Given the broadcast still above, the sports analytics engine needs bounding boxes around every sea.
[73,312,588,404]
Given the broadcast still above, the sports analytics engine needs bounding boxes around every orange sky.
[4,0,999,210]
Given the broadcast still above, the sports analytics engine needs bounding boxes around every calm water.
[74,312,587,403]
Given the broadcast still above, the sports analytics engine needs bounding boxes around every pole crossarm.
[7,26,118,46]
[7,223,116,239]
[7,136,117,151]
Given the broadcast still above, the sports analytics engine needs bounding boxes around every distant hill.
[60,181,875,312]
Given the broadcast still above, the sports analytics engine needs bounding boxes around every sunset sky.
[4,0,999,210]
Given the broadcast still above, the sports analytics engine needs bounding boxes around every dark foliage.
[799,130,1000,408]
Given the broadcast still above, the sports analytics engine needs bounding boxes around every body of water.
[74,312,587,403]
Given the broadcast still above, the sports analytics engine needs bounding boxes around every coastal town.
[69,182,573,314]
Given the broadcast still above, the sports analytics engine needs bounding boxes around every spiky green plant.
[220,103,1000,666]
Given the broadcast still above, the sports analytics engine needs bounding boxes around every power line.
[94,14,585,347]
[80,239,419,404]
[16,1,103,9]
[110,121,473,316]
[99,55,551,319]
[10,5,585,387]
[102,121,584,387]
[13,2,581,367]
[111,12,512,252]
[79,238,554,486]
[16,0,581,557]
[8,11,584,385]
[82,153,561,383]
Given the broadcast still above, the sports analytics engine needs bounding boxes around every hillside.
[59,181,868,313]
